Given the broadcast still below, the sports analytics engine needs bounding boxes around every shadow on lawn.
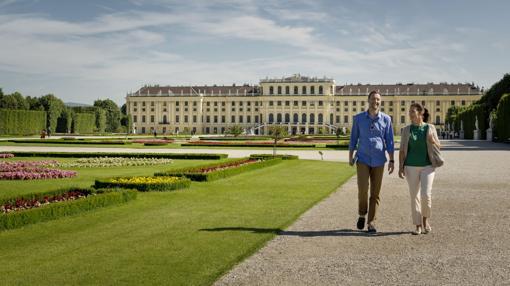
[200,227,411,237]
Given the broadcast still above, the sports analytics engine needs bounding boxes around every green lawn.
[0,158,354,285]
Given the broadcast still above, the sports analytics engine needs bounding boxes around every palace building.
[125,74,482,135]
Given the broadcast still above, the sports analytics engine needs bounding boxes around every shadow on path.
[200,227,411,237]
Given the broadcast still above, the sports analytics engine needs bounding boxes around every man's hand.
[388,161,394,174]
[398,167,405,179]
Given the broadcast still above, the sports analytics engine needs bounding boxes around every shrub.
[72,112,96,133]
[0,187,137,231]
[495,93,510,141]
[94,176,191,192]
[155,158,282,181]
[249,154,298,160]
[324,143,350,149]
[0,109,46,135]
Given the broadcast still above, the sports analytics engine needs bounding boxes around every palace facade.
[125,75,482,135]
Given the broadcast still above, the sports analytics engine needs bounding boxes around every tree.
[227,125,244,137]
[268,125,288,156]
[0,92,29,110]
[39,94,65,131]
[94,99,121,133]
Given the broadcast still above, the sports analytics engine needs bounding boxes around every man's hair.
[368,90,380,100]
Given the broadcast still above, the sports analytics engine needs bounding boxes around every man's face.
[368,93,381,111]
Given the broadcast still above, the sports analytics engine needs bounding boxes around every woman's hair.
[410,103,430,123]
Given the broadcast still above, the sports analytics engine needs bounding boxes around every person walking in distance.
[349,90,395,234]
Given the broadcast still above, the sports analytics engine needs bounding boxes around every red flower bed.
[1,190,89,214]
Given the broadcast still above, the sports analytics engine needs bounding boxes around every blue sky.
[1,0,509,105]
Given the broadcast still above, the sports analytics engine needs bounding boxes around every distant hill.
[65,102,92,107]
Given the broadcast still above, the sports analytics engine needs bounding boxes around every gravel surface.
[215,141,510,286]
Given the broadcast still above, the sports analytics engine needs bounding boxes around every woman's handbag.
[427,125,444,167]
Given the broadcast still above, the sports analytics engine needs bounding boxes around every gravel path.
[215,141,510,285]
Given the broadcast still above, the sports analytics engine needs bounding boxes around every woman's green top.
[405,123,432,166]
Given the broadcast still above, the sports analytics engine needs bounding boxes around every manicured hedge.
[0,187,137,231]
[143,142,169,146]
[249,154,299,160]
[198,136,271,141]
[72,112,96,133]
[155,158,282,181]
[8,151,228,160]
[94,176,191,192]
[495,93,510,141]
[454,104,488,139]
[9,139,132,145]
[324,144,350,149]
[0,109,46,135]
[182,142,316,148]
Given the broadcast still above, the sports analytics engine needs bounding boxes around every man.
[349,90,394,234]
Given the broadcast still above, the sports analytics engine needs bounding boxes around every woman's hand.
[398,167,405,179]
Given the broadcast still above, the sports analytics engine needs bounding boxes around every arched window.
[293,113,299,123]
[285,113,290,123]
[277,86,282,95]
[302,86,307,94]
[285,86,290,94]
[269,113,274,123]
[294,86,298,95]
[436,115,441,125]
[269,86,274,95]
[330,114,333,124]
[277,113,282,123]
[311,86,315,95]
[319,86,323,94]
[302,113,307,123]
[318,113,323,123]
[310,113,315,123]
[163,115,168,124]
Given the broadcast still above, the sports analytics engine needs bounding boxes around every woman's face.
[409,107,423,123]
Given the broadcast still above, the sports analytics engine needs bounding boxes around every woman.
[399,103,441,235]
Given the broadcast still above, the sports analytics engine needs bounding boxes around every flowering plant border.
[155,158,282,181]
[0,187,137,231]
[94,176,191,192]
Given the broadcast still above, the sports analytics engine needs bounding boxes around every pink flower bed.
[189,158,259,173]
[0,161,76,180]
[0,153,15,158]
[1,190,88,214]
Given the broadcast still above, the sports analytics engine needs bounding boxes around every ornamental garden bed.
[0,153,14,158]
[181,142,316,148]
[57,157,173,168]
[9,151,228,160]
[198,136,271,141]
[131,139,174,146]
[8,139,132,145]
[249,154,299,160]
[0,187,137,231]
[0,160,76,180]
[155,157,282,181]
[94,176,191,192]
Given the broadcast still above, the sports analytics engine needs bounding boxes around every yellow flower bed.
[109,176,182,184]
